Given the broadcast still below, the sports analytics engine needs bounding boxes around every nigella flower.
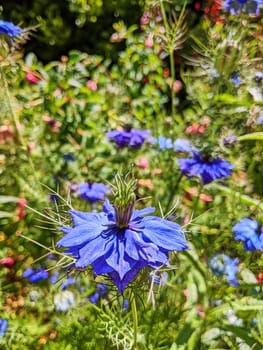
[0,20,22,37]
[107,129,150,149]
[23,268,49,283]
[77,182,110,203]
[57,200,188,293]
[209,254,239,286]
[0,319,8,337]
[232,218,263,250]
[178,152,233,184]
[224,0,263,14]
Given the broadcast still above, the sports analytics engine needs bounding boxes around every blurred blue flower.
[107,129,150,148]
[224,0,263,14]
[50,272,59,284]
[54,290,75,311]
[209,254,239,286]
[174,139,194,153]
[256,116,263,124]
[223,135,238,146]
[0,319,8,337]
[178,152,233,184]
[57,200,188,293]
[155,136,174,150]
[89,283,107,304]
[231,73,241,87]
[23,268,49,283]
[62,153,76,162]
[77,182,110,203]
[0,20,22,37]
[61,276,75,290]
[232,218,263,250]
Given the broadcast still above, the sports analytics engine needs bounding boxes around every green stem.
[131,291,138,350]
[159,0,175,119]
[192,183,203,215]
[208,183,263,211]
[165,173,183,214]
[0,66,43,197]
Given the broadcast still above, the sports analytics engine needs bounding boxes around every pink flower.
[145,37,154,48]
[43,115,61,132]
[16,198,27,220]
[0,257,15,269]
[172,80,183,93]
[86,80,98,91]
[25,72,40,84]
[136,158,149,169]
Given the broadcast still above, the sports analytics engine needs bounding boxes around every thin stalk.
[159,0,175,118]
[131,291,138,350]
[165,173,183,214]
[0,66,43,196]
[192,183,203,215]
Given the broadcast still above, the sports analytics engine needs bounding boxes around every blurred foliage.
[0,0,144,61]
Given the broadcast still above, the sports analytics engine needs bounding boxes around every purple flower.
[57,200,188,293]
[0,20,22,37]
[77,182,110,203]
[209,254,239,286]
[223,135,238,146]
[0,319,8,337]
[178,152,233,184]
[256,116,263,124]
[224,0,263,14]
[232,218,263,250]
[23,268,49,283]
[107,129,150,149]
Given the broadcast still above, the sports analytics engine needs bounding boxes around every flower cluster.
[209,254,239,286]
[232,218,263,250]
[57,199,188,293]
[23,268,49,283]
[107,129,150,149]
[224,0,263,14]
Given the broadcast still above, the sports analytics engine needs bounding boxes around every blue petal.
[57,221,104,248]
[68,210,105,226]
[75,235,114,268]
[125,229,159,262]
[105,237,137,279]
[142,216,188,251]
[131,207,155,219]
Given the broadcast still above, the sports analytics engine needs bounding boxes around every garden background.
[1,0,263,349]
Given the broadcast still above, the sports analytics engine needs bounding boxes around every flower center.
[114,203,134,228]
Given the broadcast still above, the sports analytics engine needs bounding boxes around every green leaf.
[238,132,263,141]
[0,196,19,203]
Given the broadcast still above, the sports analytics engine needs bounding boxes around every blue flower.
[232,218,263,250]
[178,152,233,184]
[57,200,188,293]
[107,129,150,148]
[231,73,241,87]
[0,20,22,37]
[155,136,174,150]
[89,283,107,304]
[23,268,49,283]
[209,254,239,286]
[223,135,238,146]
[77,182,110,203]
[256,116,263,124]
[224,0,262,14]
[0,319,8,337]
[174,139,194,153]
